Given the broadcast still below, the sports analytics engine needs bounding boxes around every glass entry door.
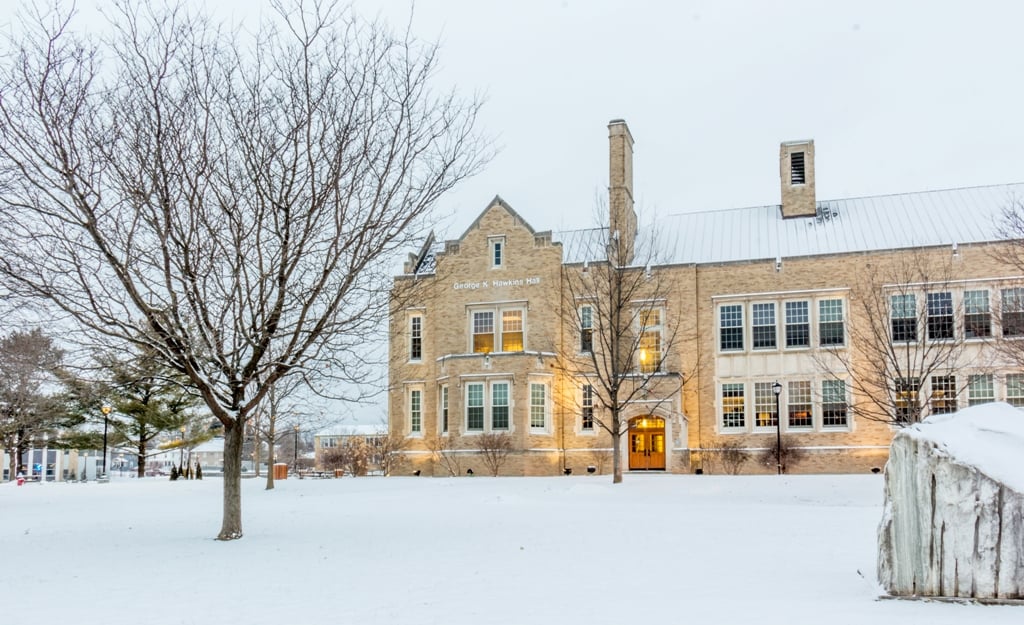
[628,416,666,470]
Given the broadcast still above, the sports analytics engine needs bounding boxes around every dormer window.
[489,236,505,268]
[790,152,806,185]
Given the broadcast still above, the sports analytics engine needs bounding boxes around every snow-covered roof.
[192,438,224,453]
[559,183,1023,266]
[315,423,385,438]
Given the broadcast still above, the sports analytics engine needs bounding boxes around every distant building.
[313,424,386,470]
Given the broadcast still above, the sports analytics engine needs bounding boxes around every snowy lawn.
[2,473,1019,624]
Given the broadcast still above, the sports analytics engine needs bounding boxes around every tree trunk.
[253,429,261,478]
[7,448,17,481]
[265,420,276,491]
[218,421,244,540]
[612,411,623,484]
[137,440,146,478]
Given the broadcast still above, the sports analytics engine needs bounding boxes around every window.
[473,311,494,353]
[968,374,994,406]
[754,382,777,427]
[440,385,449,434]
[638,308,662,373]
[930,376,957,414]
[790,152,806,185]
[1002,288,1024,337]
[891,294,917,342]
[502,310,524,352]
[787,380,812,428]
[491,382,510,430]
[409,315,422,360]
[821,380,848,427]
[926,292,954,340]
[785,301,810,348]
[964,290,991,338]
[1006,374,1024,407]
[720,305,744,351]
[895,377,920,424]
[581,384,594,430]
[819,299,845,346]
[752,303,777,349]
[321,437,337,448]
[722,383,745,429]
[489,236,505,268]
[530,383,547,429]
[409,389,422,434]
[580,305,593,352]
[466,383,484,431]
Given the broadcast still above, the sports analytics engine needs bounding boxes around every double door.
[628,417,665,470]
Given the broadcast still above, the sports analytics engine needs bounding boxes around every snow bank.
[878,402,1024,599]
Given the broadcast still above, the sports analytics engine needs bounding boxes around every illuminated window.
[821,380,847,427]
[472,311,494,353]
[530,383,547,429]
[819,299,845,346]
[580,305,593,353]
[409,315,422,360]
[968,374,994,406]
[1001,288,1024,336]
[502,310,523,352]
[785,301,809,348]
[581,384,594,430]
[964,290,991,338]
[722,383,745,429]
[927,292,954,340]
[1006,374,1024,407]
[638,308,662,374]
[440,385,449,434]
[787,380,812,428]
[895,377,920,424]
[891,294,917,342]
[752,303,776,349]
[470,306,526,353]
[754,382,777,427]
[409,389,422,434]
[491,382,509,430]
[720,305,744,351]
[466,383,484,431]
[930,375,957,414]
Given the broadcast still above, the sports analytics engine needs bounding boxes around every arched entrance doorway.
[628,416,666,470]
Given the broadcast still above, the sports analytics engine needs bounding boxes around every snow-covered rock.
[878,402,1024,599]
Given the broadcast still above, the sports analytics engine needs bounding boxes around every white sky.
[4,0,1023,238]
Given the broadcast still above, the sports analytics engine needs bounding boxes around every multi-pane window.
[930,375,957,414]
[968,374,994,406]
[785,301,810,348]
[409,389,422,433]
[580,305,593,353]
[964,290,991,338]
[752,304,777,349]
[473,311,495,353]
[720,305,744,351]
[1006,374,1024,408]
[491,382,510,430]
[754,382,778,427]
[895,377,920,424]
[818,299,845,346]
[722,383,745,429]
[638,308,662,373]
[581,384,594,430]
[926,292,954,340]
[440,385,449,433]
[891,294,918,342]
[821,380,848,427]
[466,383,484,431]
[530,383,547,429]
[1001,288,1024,337]
[490,236,504,268]
[409,315,423,360]
[787,380,813,428]
[502,310,524,352]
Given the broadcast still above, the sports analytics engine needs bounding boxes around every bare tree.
[426,434,462,477]
[374,430,408,476]
[757,437,806,474]
[0,2,487,538]
[701,440,748,476]
[476,432,513,477]
[321,436,371,476]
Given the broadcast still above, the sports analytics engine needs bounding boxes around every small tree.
[374,432,409,476]
[758,437,806,474]
[195,463,203,480]
[426,435,462,477]
[477,432,513,477]
[169,465,178,481]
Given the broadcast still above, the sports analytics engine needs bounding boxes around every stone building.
[388,119,1024,476]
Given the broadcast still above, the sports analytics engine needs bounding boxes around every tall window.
[581,384,594,430]
[491,382,510,430]
[1006,373,1024,407]
[722,383,745,429]
[530,383,547,429]
[473,311,494,353]
[819,299,845,346]
[720,304,743,351]
[754,382,777,427]
[930,375,957,414]
[891,294,917,342]
[895,377,920,424]
[1001,288,1024,337]
[502,310,524,351]
[466,383,484,431]
[964,290,991,338]
[638,308,662,373]
[752,303,776,349]
[409,315,422,360]
[490,236,505,268]
[409,389,422,434]
[787,380,812,428]
[785,301,810,348]
[580,305,594,352]
[440,385,449,434]
[968,374,994,406]
[926,292,954,340]
[821,380,848,427]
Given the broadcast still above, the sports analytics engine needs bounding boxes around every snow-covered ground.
[1,473,1019,624]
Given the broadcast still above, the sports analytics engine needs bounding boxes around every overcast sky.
[3,0,1022,238]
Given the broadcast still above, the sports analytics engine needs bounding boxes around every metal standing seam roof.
[557,183,1024,266]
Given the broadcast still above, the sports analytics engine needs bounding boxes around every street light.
[100,404,112,478]
[771,381,783,475]
[179,425,186,473]
[293,424,300,468]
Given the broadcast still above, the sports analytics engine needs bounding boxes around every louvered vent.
[791,152,806,185]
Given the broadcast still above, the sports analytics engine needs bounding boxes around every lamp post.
[179,425,186,472]
[100,404,112,478]
[293,424,300,469]
[771,381,783,475]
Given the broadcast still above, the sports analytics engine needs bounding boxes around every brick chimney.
[608,119,637,264]
[779,140,816,218]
